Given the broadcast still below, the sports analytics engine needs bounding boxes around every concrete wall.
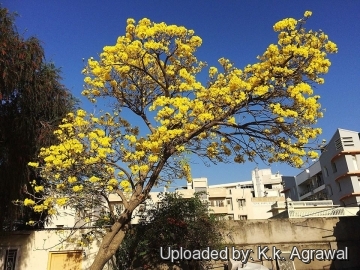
[1,217,360,269]
[222,216,360,270]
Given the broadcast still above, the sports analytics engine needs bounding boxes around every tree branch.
[115,190,129,208]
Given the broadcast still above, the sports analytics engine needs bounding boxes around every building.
[282,128,360,207]
[112,168,285,223]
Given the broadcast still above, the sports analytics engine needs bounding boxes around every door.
[48,251,82,270]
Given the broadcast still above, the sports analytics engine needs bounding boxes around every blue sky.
[4,1,360,186]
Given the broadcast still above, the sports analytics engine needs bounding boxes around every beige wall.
[0,229,111,270]
[223,217,360,270]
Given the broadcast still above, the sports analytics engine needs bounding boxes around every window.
[227,214,234,220]
[238,215,247,220]
[210,200,224,207]
[323,167,329,177]
[326,185,333,196]
[316,173,324,187]
[115,204,124,214]
[335,138,342,150]
[337,182,341,191]
[227,199,233,210]
[352,156,359,171]
[4,249,18,270]
[237,199,246,208]
[331,162,337,173]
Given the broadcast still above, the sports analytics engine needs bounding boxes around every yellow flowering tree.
[24,12,337,269]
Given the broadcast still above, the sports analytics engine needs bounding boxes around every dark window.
[326,185,333,196]
[323,167,329,177]
[337,182,341,191]
[4,249,17,270]
[237,199,246,208]
[210,200,224,207]
[331,162,337,173]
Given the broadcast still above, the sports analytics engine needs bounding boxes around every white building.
[282,128,360,207]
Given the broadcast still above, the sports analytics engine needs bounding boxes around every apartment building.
[282,128,360,207]
[106,168,285,223]
[205,168,284,220]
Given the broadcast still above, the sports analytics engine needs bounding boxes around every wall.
[222,216,360,270]
[0,228,111,270]
[2,217,360,269]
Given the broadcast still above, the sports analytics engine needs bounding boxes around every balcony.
[208,188,227,198]
[209,206,228,214]
[299,181,325,200]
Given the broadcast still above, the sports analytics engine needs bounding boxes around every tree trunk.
[89,221,128,270]
[89,153,170,269]
[88,202,140,270]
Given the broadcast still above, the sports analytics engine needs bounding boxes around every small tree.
[23,11,337,269]
[116,192,223,269]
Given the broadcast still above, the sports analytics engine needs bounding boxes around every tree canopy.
[0,7,76,230]
[23,11,337,269]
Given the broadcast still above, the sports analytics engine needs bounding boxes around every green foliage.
[0,6,77,230]
[116,192,224,269]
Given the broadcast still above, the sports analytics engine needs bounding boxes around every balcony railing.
[288,208,345,218]
[271,200,333,209]
[209,206,228,214]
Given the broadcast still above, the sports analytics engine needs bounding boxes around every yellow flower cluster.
[24,198,35,206]
[304,11,312,17]
[56,198,68,206]
[72,185,83,192]
[34,186,44,193]
[273,18,298,32]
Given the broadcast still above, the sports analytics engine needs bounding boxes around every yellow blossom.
[34,186,44,193]
[304,11,312,17]
[24,198,35,206]
[72,185,83,192]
